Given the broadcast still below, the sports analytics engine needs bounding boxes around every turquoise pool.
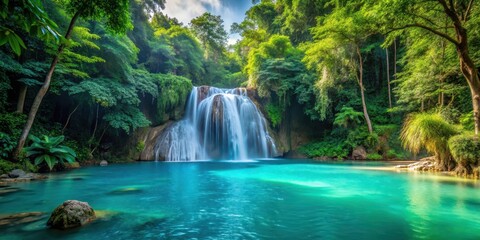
[1,160,479,239]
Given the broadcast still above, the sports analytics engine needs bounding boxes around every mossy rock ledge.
[47,200,96,229]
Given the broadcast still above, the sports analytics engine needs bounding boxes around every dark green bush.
[386,149,407,159]
[0,132,15,159]
[0,159,22,174]
[63,140,92,162]
[366,153,383,160]
[448,134,480,166]
[0,112,26,137]
[299,139,350,159]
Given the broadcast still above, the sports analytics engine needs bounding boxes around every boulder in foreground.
[47,200,96,229]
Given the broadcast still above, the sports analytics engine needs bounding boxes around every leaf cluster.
[24,135,76,170]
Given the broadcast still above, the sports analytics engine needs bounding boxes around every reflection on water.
[0,160,479,240]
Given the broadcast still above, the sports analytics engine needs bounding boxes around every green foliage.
[24,135,76,170]
[136,141,145,152]
[0,132,16,159]
[401,113,458,165]
[334,107,363,128]
[386,149,406,160]
[345,127,379,150]
[265,103,283,128]
[246,34,294,87]
[366,153,383,160]
[448,134,480,166]
[299,139,350,159]
[59,0,133,34]
[155,74,193,123]
[63,140,92,162]
[460,112,475,131]
[0,159,22,174]
[103,106,151,134]
[0,0,60,55]
[0,112,26,136]
[190,12,227,61]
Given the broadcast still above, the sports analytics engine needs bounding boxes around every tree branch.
[464,0,474,21]
[386,23,459,46]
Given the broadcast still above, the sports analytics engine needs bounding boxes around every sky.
[162,0,254,44]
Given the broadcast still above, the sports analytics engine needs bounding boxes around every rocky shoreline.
[0,169,48,183]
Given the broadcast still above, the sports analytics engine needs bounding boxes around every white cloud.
[162,0,250,45]
[162,0,222,25]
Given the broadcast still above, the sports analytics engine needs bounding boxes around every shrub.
[0,132,15,159]
[448,134,480,166]
[0,112,26,135]
[386,149,407,160]
[64,140,92,162]
[299,139,350,159]
[333,107,363,128]
[0,159,21,174]
[345,127,378,149]
[459,112,474,131]
[366,153,383,160]
[24,135,77,171]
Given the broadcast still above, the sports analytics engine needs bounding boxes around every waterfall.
[154,86,277,161]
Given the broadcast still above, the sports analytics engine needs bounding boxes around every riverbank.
[352,160,480,181]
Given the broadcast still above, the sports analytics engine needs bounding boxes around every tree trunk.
[386,47,392,109]
[13,11,81,160]
[453,26,480,135]
[464,66,480,135]
[62,103,81,133]
[394,39,397,81]
[16,85,27,113]
[436,0,480,135]
[356,46,373,134]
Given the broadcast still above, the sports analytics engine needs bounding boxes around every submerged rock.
[0,170,47,183]
[0,212,44,227]
[47,200,96,229]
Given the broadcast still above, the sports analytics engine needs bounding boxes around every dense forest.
[0,0,479,177]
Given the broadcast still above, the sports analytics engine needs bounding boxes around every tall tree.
[303,2,376,133]
[13,0,134,159]
[190,13,228,61]
[367,0,480,135]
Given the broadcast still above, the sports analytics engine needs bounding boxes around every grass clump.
[401,113,458,170]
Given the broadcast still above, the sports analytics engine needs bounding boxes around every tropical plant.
[334,107,364,128]
[0,132,16,159]
[14,0,135,159]
[401,113,458,170]
[24,135,76,170]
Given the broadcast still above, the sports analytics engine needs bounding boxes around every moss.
[265,103,283,128]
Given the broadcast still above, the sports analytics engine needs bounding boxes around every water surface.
[1,160,479,239]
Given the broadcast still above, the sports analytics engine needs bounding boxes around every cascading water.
[154,86,277,161]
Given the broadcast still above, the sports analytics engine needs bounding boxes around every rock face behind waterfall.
[154,86,277,161]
